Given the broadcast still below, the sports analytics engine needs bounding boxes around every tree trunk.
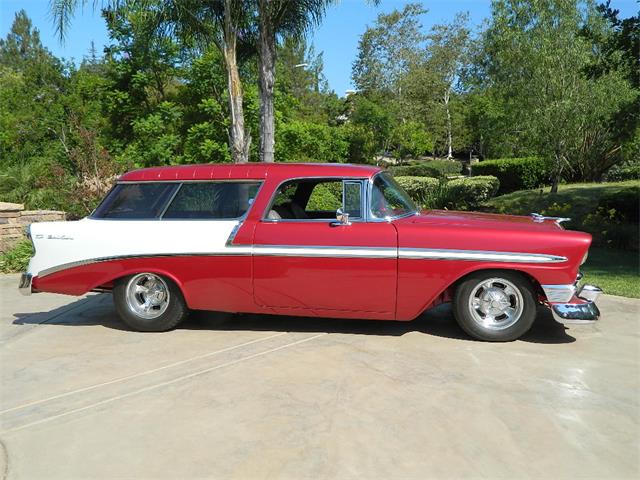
[223,1,250,163]
[444,88,453,159]
[550,154,563,193]
[258,0,276,163]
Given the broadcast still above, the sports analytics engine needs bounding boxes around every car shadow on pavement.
[12,294,575,344]
[188,304,575,344]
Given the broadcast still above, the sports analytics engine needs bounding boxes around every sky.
[1,0,638,96]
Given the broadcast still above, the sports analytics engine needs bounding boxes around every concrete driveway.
[0,273,639,479]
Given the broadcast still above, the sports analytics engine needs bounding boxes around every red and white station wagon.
[19,163,601,341]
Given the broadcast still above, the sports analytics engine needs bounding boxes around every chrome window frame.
[366,172,419,222]
[261,176,368,224]
[90,179,264,222]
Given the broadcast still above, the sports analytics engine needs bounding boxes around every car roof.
[119,163,382,182]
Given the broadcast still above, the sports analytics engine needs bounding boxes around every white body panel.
[27,219,243,277]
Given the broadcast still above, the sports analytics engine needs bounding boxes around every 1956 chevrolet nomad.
[19,163,602,341]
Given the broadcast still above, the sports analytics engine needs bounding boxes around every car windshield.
[370,172,417,219]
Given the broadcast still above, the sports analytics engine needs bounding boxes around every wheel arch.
[411,266,546,319]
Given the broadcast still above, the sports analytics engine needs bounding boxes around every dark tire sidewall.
[453,270,537,342]
[113,274,188,332]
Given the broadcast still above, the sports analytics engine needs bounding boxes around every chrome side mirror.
[333,208,351,226]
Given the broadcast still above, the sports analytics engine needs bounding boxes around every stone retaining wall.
[0,202,66,252]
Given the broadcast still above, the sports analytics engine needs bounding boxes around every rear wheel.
[113,273,188,332]
[452,271,537,342]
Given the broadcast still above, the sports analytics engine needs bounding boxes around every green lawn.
[483,180,639,221]
[483,180,640,298]
[581,248,640,299]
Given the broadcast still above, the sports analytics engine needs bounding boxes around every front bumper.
[18,273,33,296]
[550,284,602,325]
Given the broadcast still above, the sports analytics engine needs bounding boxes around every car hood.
[405,210,565,232]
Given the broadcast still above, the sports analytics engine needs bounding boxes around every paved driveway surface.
[0,273,639,479]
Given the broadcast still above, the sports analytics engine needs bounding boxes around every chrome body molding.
[541,284,577,303]
[551,301,600,325]
[37,251,253,278]
[577,284,602,302]
[252,245,394,258]
[18,273,32,296]
[400,248,567,263]
[35,245,568,279]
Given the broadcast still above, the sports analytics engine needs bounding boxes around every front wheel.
[113,273,188,332]
[452,271,537,342]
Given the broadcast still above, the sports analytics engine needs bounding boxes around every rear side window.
[162,182,261,219]
[92,183,178,219]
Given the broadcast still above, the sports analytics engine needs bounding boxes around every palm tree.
[255,0,336,162]
[51,0,252,163]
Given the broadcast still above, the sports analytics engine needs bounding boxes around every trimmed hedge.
[446,176,500,209]
[389,160,462,178]
[395,176,440,207]
[471,157,551,193]
[395,175,500,210]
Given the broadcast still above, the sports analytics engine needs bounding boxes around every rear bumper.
[18,273,33,296]
[550,284,602,325]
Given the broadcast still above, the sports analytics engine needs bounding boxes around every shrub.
[604,162,640,182]
[471,157,551,193]
[395,175,500,210]
[583,205,639,251]
[306,182,342,211]
[394,176,440,207]
[389,160,462,178]
[446,176,501,209]
[0,240,33,273]
[596,186,639,224]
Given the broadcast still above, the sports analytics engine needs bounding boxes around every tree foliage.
[0,1,638,216]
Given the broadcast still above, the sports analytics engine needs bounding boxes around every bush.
[389,160,462,178]
[395,175,500,210]
[0,240,33,273]
[446,176,501,209]
[604,162,640,182]
[471,157,552,193]
[596,186,640,224]
[395,176,440,207]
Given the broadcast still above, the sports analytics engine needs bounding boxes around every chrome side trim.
[541,284,577,303]
[401,249,567,263]
[36,246,568,278]
[38,251,253,278]
[252,245,395,258]
[551,301,600,324]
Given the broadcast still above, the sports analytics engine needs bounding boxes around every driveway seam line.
[0,333,326,435]
[0,331,287,416]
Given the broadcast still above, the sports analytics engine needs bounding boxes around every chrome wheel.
[467,277,524,331]
[125,273,170,319]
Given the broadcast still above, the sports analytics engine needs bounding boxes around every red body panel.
[252,221,397,315]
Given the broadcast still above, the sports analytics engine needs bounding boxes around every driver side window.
[266,178,363,221]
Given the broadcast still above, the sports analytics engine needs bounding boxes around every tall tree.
[483,0,637,189]
[424,13,470,159]
[254,0,335,162]
[51,0,253,163]
[352,2,426,94]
